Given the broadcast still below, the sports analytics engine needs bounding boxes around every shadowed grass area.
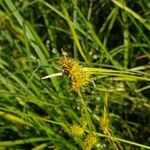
[0,0,150,149]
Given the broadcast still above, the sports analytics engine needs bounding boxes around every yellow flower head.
[84,133,97,150]
[60,57,91,91]
[69,124,84,137]
[100,115,109,133]
[60,57,80,77]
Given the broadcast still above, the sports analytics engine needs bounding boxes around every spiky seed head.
[69,124,84,137]
[84,133,97,150]
[60,57,91,91]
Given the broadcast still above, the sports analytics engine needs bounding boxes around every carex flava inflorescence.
[69,124,84,137]
[84,133,97,150]
[60,57,91,91]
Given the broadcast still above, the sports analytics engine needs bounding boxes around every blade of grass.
[111,0,150,31]
[0,111,31,126]
[0,138,50,147]
[86,67,150,81]
[71,0,121,67]
[42,1,92,41]
[94,132,150,149]
[3,0,62,92]
[61,2,89,64]
[122,10,130,68]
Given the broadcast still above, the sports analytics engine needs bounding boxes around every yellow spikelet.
[84,133,97,150]
[100,115,109,134]
[69,124,84,137]
[60,57,91,91]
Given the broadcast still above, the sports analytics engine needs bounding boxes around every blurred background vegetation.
[0,0,150,149]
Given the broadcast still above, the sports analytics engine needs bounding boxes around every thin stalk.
[103,8,118,47]
[73,0,78,58]
[78,90,95,131]
[93,132,150,149]
[122,10,130,68]
[103,93,119,150]
[87,0,93,21]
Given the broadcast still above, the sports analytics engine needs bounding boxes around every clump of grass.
[0,0,150,149]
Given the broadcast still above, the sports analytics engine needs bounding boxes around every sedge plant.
[0,0,150,150]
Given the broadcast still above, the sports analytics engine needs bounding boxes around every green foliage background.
[0,0,150,149]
